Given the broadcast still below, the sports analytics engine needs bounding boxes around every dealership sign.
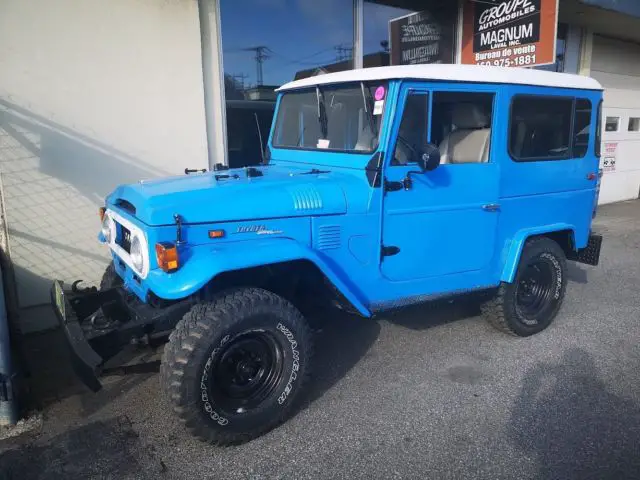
[461,0,559,68]
[389,10,455,65]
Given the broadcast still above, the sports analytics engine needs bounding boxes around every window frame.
[508,94,577,163]
[628,117,640,132]
[271,81,387,155]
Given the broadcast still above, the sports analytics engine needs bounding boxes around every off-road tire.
[99,262,128,322]
[482,237,567,337]
[161,288,312,445]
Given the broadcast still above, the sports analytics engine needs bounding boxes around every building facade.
[0,0,639,332]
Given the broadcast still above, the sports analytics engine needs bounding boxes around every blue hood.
[107,165,349,226]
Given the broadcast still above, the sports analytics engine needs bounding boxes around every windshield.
[272,81,387,154]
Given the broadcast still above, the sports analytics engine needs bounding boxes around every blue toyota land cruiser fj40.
[52,65,604,445]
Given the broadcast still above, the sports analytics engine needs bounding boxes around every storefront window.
[534,23,568,72]
[363,0,457,68]
[220,1,354,95]
[220,0,354,167]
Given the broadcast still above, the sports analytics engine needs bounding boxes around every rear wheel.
[161,288,312,445]
[482,237,567,336]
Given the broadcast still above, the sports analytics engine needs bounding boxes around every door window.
[392,92,429,165]
[432,92,494,164]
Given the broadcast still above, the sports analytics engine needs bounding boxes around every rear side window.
[595,100,602,157]
[573,99,592,158]
[510,96,573,161]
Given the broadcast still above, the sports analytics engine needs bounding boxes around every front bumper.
[51,280,191,391]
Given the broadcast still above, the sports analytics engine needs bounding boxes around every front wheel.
[482,237,567,337]
[161,288,312,445]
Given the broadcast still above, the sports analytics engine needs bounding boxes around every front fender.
[144,238,371,317]
[500,223,576,283]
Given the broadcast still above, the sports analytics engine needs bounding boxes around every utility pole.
[231,73,248,90]
[334,44,353,62]
[242,46,270,86]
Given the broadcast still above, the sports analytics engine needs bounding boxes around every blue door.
[380,85,501,282]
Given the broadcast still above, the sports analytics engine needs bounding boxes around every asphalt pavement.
[1,200,639,480]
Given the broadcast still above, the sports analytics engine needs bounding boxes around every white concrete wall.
[590,35,640,204]
[0,0,208,331]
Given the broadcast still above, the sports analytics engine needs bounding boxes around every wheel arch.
[179,239,371,317]
[500,224,576,283]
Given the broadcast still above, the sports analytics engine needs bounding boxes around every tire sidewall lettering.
[199,334,231,426]
[276,322,300,406]
[540,252,563,300]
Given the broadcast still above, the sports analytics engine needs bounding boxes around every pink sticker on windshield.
[374,86,386,101]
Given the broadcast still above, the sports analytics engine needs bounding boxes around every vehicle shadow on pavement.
[509,347,640,479]
[296,309,381,409]
[297,300,480,411]
[382,298,483,331]
[566,263,589,284]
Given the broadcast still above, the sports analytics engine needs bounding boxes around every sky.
[220,0,414,87]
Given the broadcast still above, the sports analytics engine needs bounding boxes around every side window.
[509,96,573,161]
[392,92,428,166]
[573,99,592,158]
[595,100,602,158]
[432,92,494,164]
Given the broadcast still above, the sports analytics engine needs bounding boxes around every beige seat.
[439,103,491,164]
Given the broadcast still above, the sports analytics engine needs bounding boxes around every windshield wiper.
[293,168,330,176]
[361,82,378,138]
[316,86,328,139]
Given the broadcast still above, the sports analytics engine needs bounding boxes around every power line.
[266,46,337,66]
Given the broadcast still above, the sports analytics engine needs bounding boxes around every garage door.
[591,35,640,204]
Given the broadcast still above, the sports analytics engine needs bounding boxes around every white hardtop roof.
[277,64,603,92]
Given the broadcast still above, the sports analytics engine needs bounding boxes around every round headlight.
[130,235,144,272]
[101,214,112,243]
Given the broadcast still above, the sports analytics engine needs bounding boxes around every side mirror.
[417,143,441,171]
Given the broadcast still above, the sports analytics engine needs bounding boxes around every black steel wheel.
[482,237,567,336]
[161,288,312,445]
[515,260,556,319]
[208,330,285,415]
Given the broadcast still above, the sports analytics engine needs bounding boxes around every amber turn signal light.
[98,207,106,221]
[156,242,179,272]
[208,229,225,239]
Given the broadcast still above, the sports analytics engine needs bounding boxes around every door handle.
[482,203,501,212]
